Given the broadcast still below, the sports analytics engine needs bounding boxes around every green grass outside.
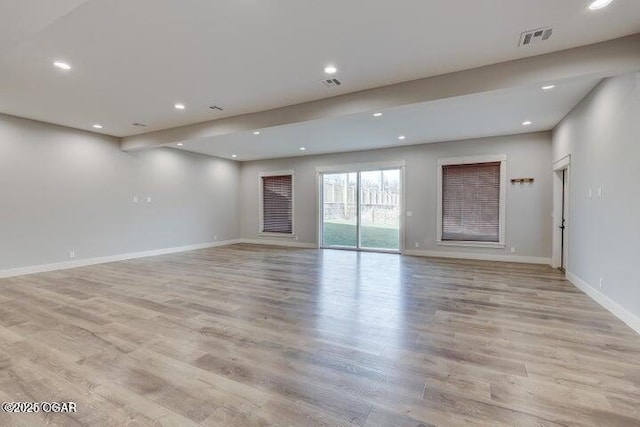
[323,222,399,250]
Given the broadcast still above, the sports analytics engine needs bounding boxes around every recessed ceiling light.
[53,61,71,70]
[253,131,260,135]
[92,124,103,129]
[398,135,406,141]
[177,143,184,146]
[174,103,185,110]
[588,0,614,10]
[542,85,556,90]
[373,112,383,117]
[299,147,306,151]
[324,65,338,75]
[522,121,532,126]
[231,154,237,158]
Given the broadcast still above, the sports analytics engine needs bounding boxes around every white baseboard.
[403,249,551,265]
[240,238,317,249]
[0,240,549,280]
[566,272,640,335]
[0,239,242,279]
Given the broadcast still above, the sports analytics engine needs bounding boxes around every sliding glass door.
[321,168,401,252]
[321,172,358,248]
[359,169,401,251]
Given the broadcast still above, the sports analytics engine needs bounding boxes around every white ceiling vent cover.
[322,78,342,88]
[519,27,553,46]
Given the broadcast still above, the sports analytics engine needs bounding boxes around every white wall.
[240,132,553,262]
[0,114,240,271]
[553,73,640,330]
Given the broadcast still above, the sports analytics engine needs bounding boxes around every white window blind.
[442,162,501,242]
[262,175,293,234]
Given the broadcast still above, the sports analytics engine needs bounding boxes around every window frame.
[436,155,507,248]
[258,170,296,237]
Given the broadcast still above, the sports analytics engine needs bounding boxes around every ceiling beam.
[121,34,640,152]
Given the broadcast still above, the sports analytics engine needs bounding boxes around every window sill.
[259,232,297,238]
[436,240,505,249]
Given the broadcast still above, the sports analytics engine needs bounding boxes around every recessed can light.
[176,143,184,146]
[231,154,237,158]
[53,61,71,70]
[324,65,338,75]
[174,103,185,110]
[92,124,103,129]
[373,112,383,117]
[522,121,532,126]
[542,85,556,90]
[398,135,406,141]
[588,0,614,10]
[299,147,306,151]
[253,131,260,135]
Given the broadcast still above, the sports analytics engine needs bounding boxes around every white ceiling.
[0,0,639,138]
[174,76,600,161]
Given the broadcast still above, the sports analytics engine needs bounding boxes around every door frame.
[552,155,571,270]
[316,160,406,254]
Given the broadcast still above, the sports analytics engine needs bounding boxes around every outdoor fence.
[323,183,399,226]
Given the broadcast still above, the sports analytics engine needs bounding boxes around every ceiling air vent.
[519,26,553,46]
[132,122,147,127]
[322,78,342,88]
[209,105,224,111]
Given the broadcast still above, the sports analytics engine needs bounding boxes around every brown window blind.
[442,162,501,242]
[262,175,293,234]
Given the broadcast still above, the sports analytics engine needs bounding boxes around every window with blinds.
[261,174,293,234]
[441,162,501,242]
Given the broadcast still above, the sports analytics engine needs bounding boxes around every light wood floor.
[0,244,639,426]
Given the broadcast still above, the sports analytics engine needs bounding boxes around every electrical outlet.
[407,211,413,217]
[510,247,516,253]
[133,196,139,203]
[214,235,218,241]
[599,278,604,289]
[147,196,152,203]
[69,250,75,259]
[415,242,420,248]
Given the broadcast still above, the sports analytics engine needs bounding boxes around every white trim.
[436,154,507,247]
[436,240,505,249]
[240,239,316,249]
[0,239,242,279]
[438,154,507,166]
[552,155,571,269]
[316,160,406,174]
[258,232,297,238]
[399,165,406,253]
[316,171,323,249]
[566,272,640,335]
[258,170,295,236]
[404,249,550,265]
[553,154,571,171]
[258,170,295,177]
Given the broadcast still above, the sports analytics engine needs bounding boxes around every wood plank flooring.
[0,244,639,426]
